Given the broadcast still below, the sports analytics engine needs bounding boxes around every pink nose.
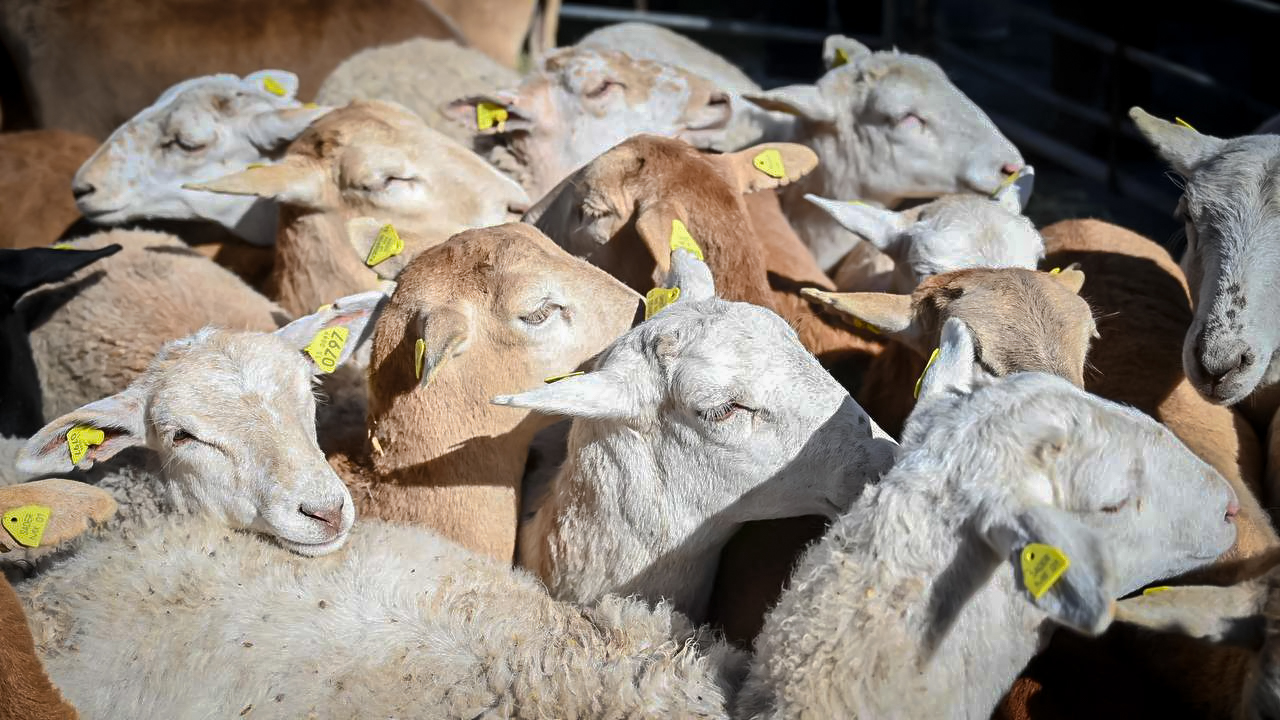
[1001,162,1024,176]
[1226,501,1240,521]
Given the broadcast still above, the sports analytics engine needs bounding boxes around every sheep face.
[1131,108,1280,406]
[807,192,1044,293]
[448,47,732,198]
[73,71,326,240]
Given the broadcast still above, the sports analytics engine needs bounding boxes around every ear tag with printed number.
[414,338,426,380]
[544,371,585,384]
[477,102,509,132]
[669,219,703,261]
[262,76,287,97]
[365,224,404,267]
[1021,543,1070,600]
[305,327,349,374]
[752,149,787,179]
[2,505,51,548]
[833,47,850,68]
[66,425,105,464]
[913,347,941,399]
[645,287,681,320]
[1175,117,1197,132]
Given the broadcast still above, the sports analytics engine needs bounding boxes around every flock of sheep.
[0,8,1278,720]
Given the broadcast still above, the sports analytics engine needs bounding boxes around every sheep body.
[0,130,98,249]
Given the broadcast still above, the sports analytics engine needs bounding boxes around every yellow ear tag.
[66,424,105,465]
[477,102,509,132]
[992,168,1021,199]
[414,338,426,380]
[645,287,680,320]
[544,371,585,384]
[849,317,882,335]
[669,219,704,261]
[913,347,940,399]
[833,47,850,68]
[50,243,74,250]
[1142,585,1172,596]
[262,77,287,97]
[305,326,349,374]
[365,224,404,267]
[1048,267,1062,275]
[1021,543,1070,600]
[316,303,332,312]
[303,102,319,109]
[1175,117,1197,132]
[752,149,787,179]
[246,163,266,170]
[2,505,51,548]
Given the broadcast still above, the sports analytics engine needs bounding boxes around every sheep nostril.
[72,182,96,200]
[1001,162,1024,176]
[298,499,344,529]
[1226,501,1240,522]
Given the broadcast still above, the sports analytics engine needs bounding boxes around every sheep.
[17,515,743,719]
[735,317,1240,719]
[0,130,99,249]
[72,71,328,248]
[1,244,122,437]
[805,186,1043,292]
[15,294,381,546]
[496,247,896,623]
[0,478,117,720]
[431,0,544,69]
[330,221,641,561]
[188,100,529,317]
[315,38,521,147]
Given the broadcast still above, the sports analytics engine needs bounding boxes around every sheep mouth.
[275,532,351,557]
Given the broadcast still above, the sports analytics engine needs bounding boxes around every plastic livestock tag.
[246,163,266,170]
[752,149,787,179]
[645,287,681,320]
[262,76,287,97]
[365,224,404,267]
[477,102,509,132]
[305,327,349,374]
[66,425,105,464]
[1049,267,1062,275]
[303,102,319,109]
[414,338,426,380]
[849,317,881,335]
[2,505,51,548]
[669,219,704,261]
[1021,543,1070,600]
[913,348,940,399]
[1142,586,1172,596]
[1175,117,1197,132]
[833,47,850,67]
[544,371,585,384]
[316,304,333,312]
[51,243,74,250]
[992,168,1021,199]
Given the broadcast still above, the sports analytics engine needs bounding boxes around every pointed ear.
[805,194,907,257]
[412,306,470,388]
[184,159,326,209]
[275,290,388,375]
[0,479,117,555]
[718,143,819,194]
[243,70,300,100]
[917,317,987,401]
[0,244,121,298]
[1049,267,1086,295]
[443,94,535,135]
[245,105,331,153]
[742,85,836,124]
[1130,107,1226,177]
[492,370,640,421]
[18,389,149,475]
[1115,583,1268,649]
[634,200,692,275]
[666,248,716,303]
[346,218,412,280]
[675,92,733,149]
[822,35,873,70]
[801,289,928,350]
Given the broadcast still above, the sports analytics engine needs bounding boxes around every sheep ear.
[982,502,1115,636]
[1049,267,1086,295]
[245,105,330,153]
[0,479,117,555]
[635,201,700,275]
[823,35,873,70]
[675,91,733,149]
[742,85,836,124]
[1130,107,1225,177]
[800,289,926,350]
[0,244,121,298]
[665,247,716,303]
[346,218,411,280]
[804,194,907,258]
[412,307,470,389]
[183,158,325,209]
[275,291,387,375]
[916,318,987,401]
[720,143,819,194]
[1115,583,1268,649]
[492,370,641,421]
[243,70,300,100]
[443,94,535,135]
[17,389,148,475]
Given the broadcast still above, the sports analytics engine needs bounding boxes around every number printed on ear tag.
[66,425,105,464]
[2,505,51,548]
[645,287,680,320]
[1021,543,1070,600]
[306,327,349,374]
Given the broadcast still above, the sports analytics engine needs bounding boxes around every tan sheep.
[0,130,98,249]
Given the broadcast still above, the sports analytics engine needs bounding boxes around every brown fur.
[432,0,537,69]
[0,130,97,248]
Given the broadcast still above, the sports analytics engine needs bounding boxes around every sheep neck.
[267,208,382,317]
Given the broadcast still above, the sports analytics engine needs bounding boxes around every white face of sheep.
[909,319,1238,629]
[744,41,1026,207]
[495,294,895,521]
[1132,108,1280,405]
[807,191,1044,293]
[17,294,384,556]
[72,71,328,242]
[448,47,732,198]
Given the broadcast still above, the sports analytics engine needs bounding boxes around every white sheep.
[497,249,896,621]
[736,318,1240,719]
[72,71,328,248]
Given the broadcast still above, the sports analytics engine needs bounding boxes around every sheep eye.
[586,80,623,99]
[172,429,197,445]
[896,113,924,130]
[164,136,207,153]
[700,402,753,423]
[1100,498,1129,514]
[521,301,561,326]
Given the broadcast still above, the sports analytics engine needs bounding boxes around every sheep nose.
[1001,162,1024,176]
[1195,337,1255,385]
[72,181,96,200]
[298,499,344,529]
[1226,501,1240,522]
